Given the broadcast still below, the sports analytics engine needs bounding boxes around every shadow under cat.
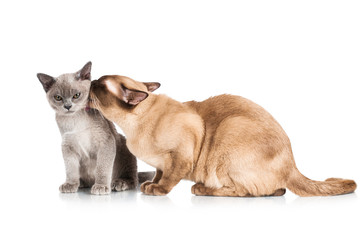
[59,188,139,204]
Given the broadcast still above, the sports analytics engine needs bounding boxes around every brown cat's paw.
[140,181,153,192]
[59,183,79,193]
[91,184,111,195]
[142,183,169,196]
[271,188,286,196]
[191,183,207,195]
[111,179,135,191]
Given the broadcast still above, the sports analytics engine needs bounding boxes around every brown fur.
[89,75,357,197]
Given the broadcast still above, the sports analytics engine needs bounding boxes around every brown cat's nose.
[64,105,72,110]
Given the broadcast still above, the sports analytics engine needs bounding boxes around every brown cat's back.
[186,94,277,125]
[191,94,291,148]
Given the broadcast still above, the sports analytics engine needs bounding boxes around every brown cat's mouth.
[85,100,92,111]
[87,97,95,109]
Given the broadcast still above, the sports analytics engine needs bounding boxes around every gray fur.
[37,62,138,195]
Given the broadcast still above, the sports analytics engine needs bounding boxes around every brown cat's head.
[89,75,160,121]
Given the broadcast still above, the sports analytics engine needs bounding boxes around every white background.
[0,0,360,239]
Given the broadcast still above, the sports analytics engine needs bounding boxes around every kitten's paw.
[111,179,135,191]
[191,183,207,195]
[140,181,153,192]
[59,183,79,193]
[142,183,169,196]
[91,184,111,195]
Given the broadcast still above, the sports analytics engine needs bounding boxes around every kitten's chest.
[63,129,92,151]
[57,115,93,156]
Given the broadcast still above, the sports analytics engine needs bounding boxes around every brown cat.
[88,75,357,197]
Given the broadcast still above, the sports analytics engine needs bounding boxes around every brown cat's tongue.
[85,102,91,112]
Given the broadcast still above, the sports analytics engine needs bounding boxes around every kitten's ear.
[37,73,56,92]
[77,61,92,80]
[143,82,161,92]
[105,81,148,106]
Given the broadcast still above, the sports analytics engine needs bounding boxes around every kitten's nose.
[64,105,72,110]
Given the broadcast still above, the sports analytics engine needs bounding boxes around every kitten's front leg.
[141,152,192,196]
[91,141,116,195]
[59,144,80,193]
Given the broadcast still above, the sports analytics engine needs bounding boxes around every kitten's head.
[37,62,92,115]
[89,75,160,121]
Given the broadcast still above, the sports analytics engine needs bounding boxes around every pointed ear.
[143,82,161,92]
[122,87,149,105]
[37,73,56,92]
[77,61,92,80]
[105,80,148,106]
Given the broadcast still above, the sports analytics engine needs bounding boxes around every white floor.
[2,176,360,240]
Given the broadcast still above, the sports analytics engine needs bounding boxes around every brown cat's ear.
[77,61,92,81]
[105,80,149,106]
[121,86,149,105]
[143,82,161,92]
[37,73,56,92]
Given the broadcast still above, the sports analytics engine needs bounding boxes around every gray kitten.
[37,62,150,195]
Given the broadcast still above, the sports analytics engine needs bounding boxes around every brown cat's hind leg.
[191,183,243,197]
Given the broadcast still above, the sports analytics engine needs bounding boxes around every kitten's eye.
[73,93,81,99]
[54,95,63,101]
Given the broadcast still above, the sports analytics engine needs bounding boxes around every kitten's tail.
[286,168,356,196]
[138,171,155,184]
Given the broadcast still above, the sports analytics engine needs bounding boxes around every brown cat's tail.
[138,171,155,184]
[286,168,357,196]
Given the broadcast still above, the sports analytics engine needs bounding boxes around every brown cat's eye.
[54,95,63,101]
[73,93,81,99]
